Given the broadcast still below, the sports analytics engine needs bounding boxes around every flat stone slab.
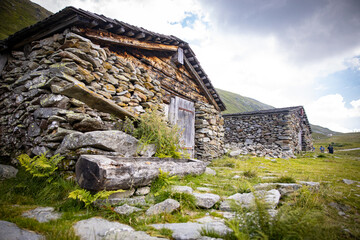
[172,185,193,194]
[22,207,62,223]
[146,199,180,216]
[151,217,232,240]
[220,190,280,211]
[0,220,44,240]
[114,204,142,215]
[192,193,220,209]
[76,155,207,191]
[56,130,139,156]
[96,196,147,207]
[73,217,134,240]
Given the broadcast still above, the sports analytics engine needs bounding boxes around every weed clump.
[275,175,296,183]
[128,110,184,159]
[243,169,257,178]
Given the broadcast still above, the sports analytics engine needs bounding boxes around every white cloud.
[305,94,360,132]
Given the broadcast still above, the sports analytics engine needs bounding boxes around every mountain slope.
[0,0,52,40]
[216,88,274,114]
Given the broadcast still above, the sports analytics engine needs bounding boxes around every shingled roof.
[223,106,312,132]
[0,6,226,111]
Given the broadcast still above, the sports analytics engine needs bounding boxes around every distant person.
[320,146,325,153]
[328,145,334,154]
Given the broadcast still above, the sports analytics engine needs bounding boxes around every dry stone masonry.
[224,107,313,158]
[0,25,225,163]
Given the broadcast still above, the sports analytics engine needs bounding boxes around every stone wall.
[223,110,313,158]
[0,28,224,163]
[195,101,224,160]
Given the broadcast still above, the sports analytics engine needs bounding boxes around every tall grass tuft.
[132,110,184,158]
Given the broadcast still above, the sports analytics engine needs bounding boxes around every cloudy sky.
[32,0,360,132]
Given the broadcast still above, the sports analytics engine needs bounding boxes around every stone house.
[223,106,313,157]
[0,7,226,164]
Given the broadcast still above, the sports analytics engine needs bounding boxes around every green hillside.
[216,88,274,114]
[0,0,51,40]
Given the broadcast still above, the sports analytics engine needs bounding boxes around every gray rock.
[0,220,44,240]
[114,204,142,215]
[76,155,207,191]
[103,230,166,240]
[96,196,147,207]
[229,150,241,157]
[22,207,62,223]
[172,185,193,194]
[192,193,220,209]
[28,123,41,137]
[298,181,320,190]
[0,164,18,179]
[343,179,358,185]
[31,146,49,156]
[109,189,135,199]
[258,189,281,209]
[152,218,232,240]
[56,130,139,156]
[196,187,213,192]
[44,127,81,142]
[146,199,180,216]
[138,144,157,157]
[225,192,255,210]
[276,183,302,196]
[33,108,61,119]
[135,186,151,196]
[205,167,216,176]
[73,217,134,240]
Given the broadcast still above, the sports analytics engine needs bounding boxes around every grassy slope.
[0,0,51,40]
[216,88,274,114]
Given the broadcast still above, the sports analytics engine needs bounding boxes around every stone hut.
[223,106,313,158]
[0,7,226,165]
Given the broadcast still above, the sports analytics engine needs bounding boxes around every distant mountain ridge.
[0,0,51,40]
[215,88,342,136]
[216,88,274,114]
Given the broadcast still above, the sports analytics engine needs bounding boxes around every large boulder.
[56,130,139,156]
[76,155,207,191]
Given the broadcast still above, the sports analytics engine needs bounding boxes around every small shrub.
[132,110,184,159]
[275,175,296,183]
[17,153,63,181]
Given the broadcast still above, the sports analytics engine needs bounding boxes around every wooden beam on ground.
[79,28,178,52]
[184,56,220,111]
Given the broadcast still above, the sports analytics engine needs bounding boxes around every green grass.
[216,88,274,114]
[1,145,360,239]
[0,0,51,40]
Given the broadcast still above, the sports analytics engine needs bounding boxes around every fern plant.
[17,153,63,182]
[68,189,124,209]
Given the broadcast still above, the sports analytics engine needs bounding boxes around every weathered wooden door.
[168,96,195,158]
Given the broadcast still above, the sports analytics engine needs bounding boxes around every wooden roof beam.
[184,56,220,111]
[79,28,178,52]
